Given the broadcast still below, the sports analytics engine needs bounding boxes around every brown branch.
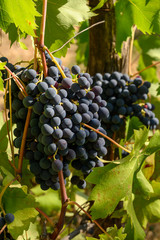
[68,201,112,239]
[131,61,160,78]
[51,20,105,54]
[128,25,136,76]
[50,156,69,239]
[35,207,54,226]
[38,0,48,77]
[82,123,131,154]
[0,224,7,235]
[17,108,32,175]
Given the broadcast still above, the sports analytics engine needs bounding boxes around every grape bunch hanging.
[2,50,159,191]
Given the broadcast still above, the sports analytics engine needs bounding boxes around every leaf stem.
[82,123,131,154]
[131,61,160,78]
[17,108,32,175]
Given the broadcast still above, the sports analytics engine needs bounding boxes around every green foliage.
[134,35,160,82]
[115,0,160,53]
[76,20,89,66]
[31,185,61,215]
[0,0,40,35]
[36,0,94,57]
[87,129,160,239]
[125,116,143,141]
[87,225,127,240]
[92,0,109,11]
[2,187,38,239]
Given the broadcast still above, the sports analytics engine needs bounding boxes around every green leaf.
[151,151,160,180]
[0,72,3,91]
[105,225,127,240]
[3,187,38,239]
[0,0,40,36]
[134,35,160,82]
[115,0,160,53]
[86,154,138,219]
[17,222,39,240]
[143,130,160,155]
[133,195,160,228]
[92,0,109,11]
[124,195,145,240]
[36,0,94,57]
[133,170,153,196]
[0,112,10,152]
[0,152,15,185]
[31,185,61,215]
[134,127,149,152]
[125,116,143,141]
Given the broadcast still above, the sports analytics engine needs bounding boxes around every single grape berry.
[5,213,15,224]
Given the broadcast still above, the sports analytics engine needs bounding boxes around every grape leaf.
[133,195,160,228]
[133,170,154,196]
[36,0,94,57]
[0,152,15,185]
[31,185,61,215]
[87,154,138,219]
[125,116,143,141]
[134,127,149,152]
[0,112,10,152]
[87,129,160,220]
[134,35,160,82]
[92,0,109,11]
[3,187,38,239]
[124,195,146,240]
[115,0,160,53]
[0,0,40,36]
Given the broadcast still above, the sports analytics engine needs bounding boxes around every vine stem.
[17,108,32,175]
[35,208,54,226]
[38,0,48,77]
[50,156,69,240]
[130,61,160,78]
[82,123,131,154]
[67,201,113,239]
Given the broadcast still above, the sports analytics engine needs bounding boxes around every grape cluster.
[93,71,159,135]
[3,56,108,190]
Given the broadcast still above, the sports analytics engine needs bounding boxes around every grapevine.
[0,1,160,240]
